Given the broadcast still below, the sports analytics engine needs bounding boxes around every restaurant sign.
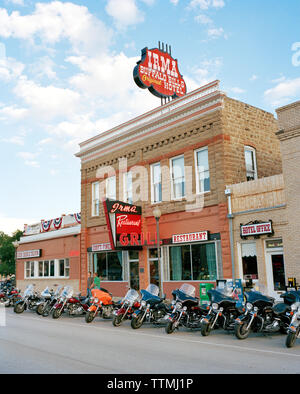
[103,199,142,249]
[17,249,41,259]
[133,47,186,99]
[172,231,208,244]
[240,221,273,238]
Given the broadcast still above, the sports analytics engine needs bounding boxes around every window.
[38,260,55,277]
[92,181,100,216]
[170,155,185,199]
[241,243,258,280]
[244,146,257,181]
[93,251,123,281]
[59,259,70,277]
[168,243,217,281]
[106,176,116,200]
[195,147,210,193]
[25,261,35,278]
[148,248,160,287]
[151,162,162,203]
[124,171,133,204]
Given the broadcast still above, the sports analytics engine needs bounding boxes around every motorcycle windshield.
[245,290,274,304]
[179,284,196,298]
[41,287,50,297]
[61,286,73,298]
[23,284,34,296]
[124,289,140,302]
[54,286,63,296]
[208,287,235,303]
[145,284,160,296]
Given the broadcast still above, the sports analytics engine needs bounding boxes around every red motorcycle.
[52,286,90,319]
[112,289,141,327]
[0,285,21,307]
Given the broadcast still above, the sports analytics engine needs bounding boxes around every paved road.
[0,308,300,374]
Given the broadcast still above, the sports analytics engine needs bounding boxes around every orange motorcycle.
[85,288,116,323]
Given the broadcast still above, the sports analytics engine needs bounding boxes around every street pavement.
[0,308,300,374]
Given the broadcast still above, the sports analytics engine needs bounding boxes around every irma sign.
[133,47,186,99]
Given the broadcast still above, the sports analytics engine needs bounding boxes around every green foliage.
[0,229,23,275]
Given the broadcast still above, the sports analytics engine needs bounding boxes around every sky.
[0,0,300,235]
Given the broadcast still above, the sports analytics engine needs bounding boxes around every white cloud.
[0,56,24,82]
[105,0,144,29]
[186,57,223,90]
[195,14,213,24]
[0,105,28,120]
[2,134,25,145]
[250,74,258,81]
[0,2,113,55]
[264,77,300,107]
[17,151,40,168]
[13,76,81,121]
[170,0,179,4]
[189,0,225,10]
[207,27,227,39]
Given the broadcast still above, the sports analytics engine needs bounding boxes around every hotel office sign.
[240,221,273,238]
[133,46,186,99]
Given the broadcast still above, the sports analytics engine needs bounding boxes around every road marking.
[6,311,300,359]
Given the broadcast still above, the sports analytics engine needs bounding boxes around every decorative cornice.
[76,81,224,163]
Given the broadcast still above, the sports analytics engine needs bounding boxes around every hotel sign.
[172,231,208,244]
[133,47,186,99]
[17,249,41,259]
[240,221,273,238]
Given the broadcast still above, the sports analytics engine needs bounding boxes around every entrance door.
[266,250,286,299]
[128,250,139,290]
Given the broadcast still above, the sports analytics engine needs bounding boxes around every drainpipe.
[225,188,235,281]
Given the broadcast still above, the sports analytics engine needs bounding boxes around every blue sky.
[0,0,300,234]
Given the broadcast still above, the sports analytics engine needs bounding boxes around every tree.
[0,230,23,275]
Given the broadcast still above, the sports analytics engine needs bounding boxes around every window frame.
[170,154,186,200]
[150,162,162,204]
[244,146,258,181]
[92,181,100,216]
[194,146,210,194]
[106,175,116,201]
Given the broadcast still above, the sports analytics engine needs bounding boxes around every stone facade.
[276,100,300,280]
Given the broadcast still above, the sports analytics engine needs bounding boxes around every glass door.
[128,250,139,290]
[266,248,286,299]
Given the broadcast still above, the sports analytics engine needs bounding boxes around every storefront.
[227,174,288,299]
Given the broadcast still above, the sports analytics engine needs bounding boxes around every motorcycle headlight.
[141,300,146,307]
[175,302,183,310]
[246,302,253,311]
[212,303,219,311]
[94,298,99,303]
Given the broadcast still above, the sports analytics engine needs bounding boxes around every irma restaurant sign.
[133,46,186,99]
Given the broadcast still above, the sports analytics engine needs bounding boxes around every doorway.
[128,250,139,290]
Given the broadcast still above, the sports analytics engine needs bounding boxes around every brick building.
[76,81,282,298]
[15,214,81,292]
[276,100,300,281]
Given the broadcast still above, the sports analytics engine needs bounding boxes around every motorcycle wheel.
[112,314,123,327]
[131,315,144,329]
[286,331,297,348]
[4,300,11,308]
[235,321,250,340]
[52,309,62,319]
[201,321,212,336]
[165,320,177,334]
[85,311,96,323]
[36,304,45,315]
[14,303,25,314]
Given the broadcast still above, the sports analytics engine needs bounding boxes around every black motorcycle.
[200,285,243,336]
[14,284,41,314]
[131,284,169,329]
[165,284,209,334]
[234,289,300,340]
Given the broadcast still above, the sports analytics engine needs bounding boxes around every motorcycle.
[0,283,21,308]
[14,284,41,314]
[40,285,63,317]
[234,288,300,340]
[165,283,209,334]
[52,286,90,319]
[286,299,300,348]
[200,284,243,336]
[112,289,141,327]
[85,288,116,323]
[130,284,169,329]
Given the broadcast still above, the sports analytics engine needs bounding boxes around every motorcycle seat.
[272,303,291,315]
